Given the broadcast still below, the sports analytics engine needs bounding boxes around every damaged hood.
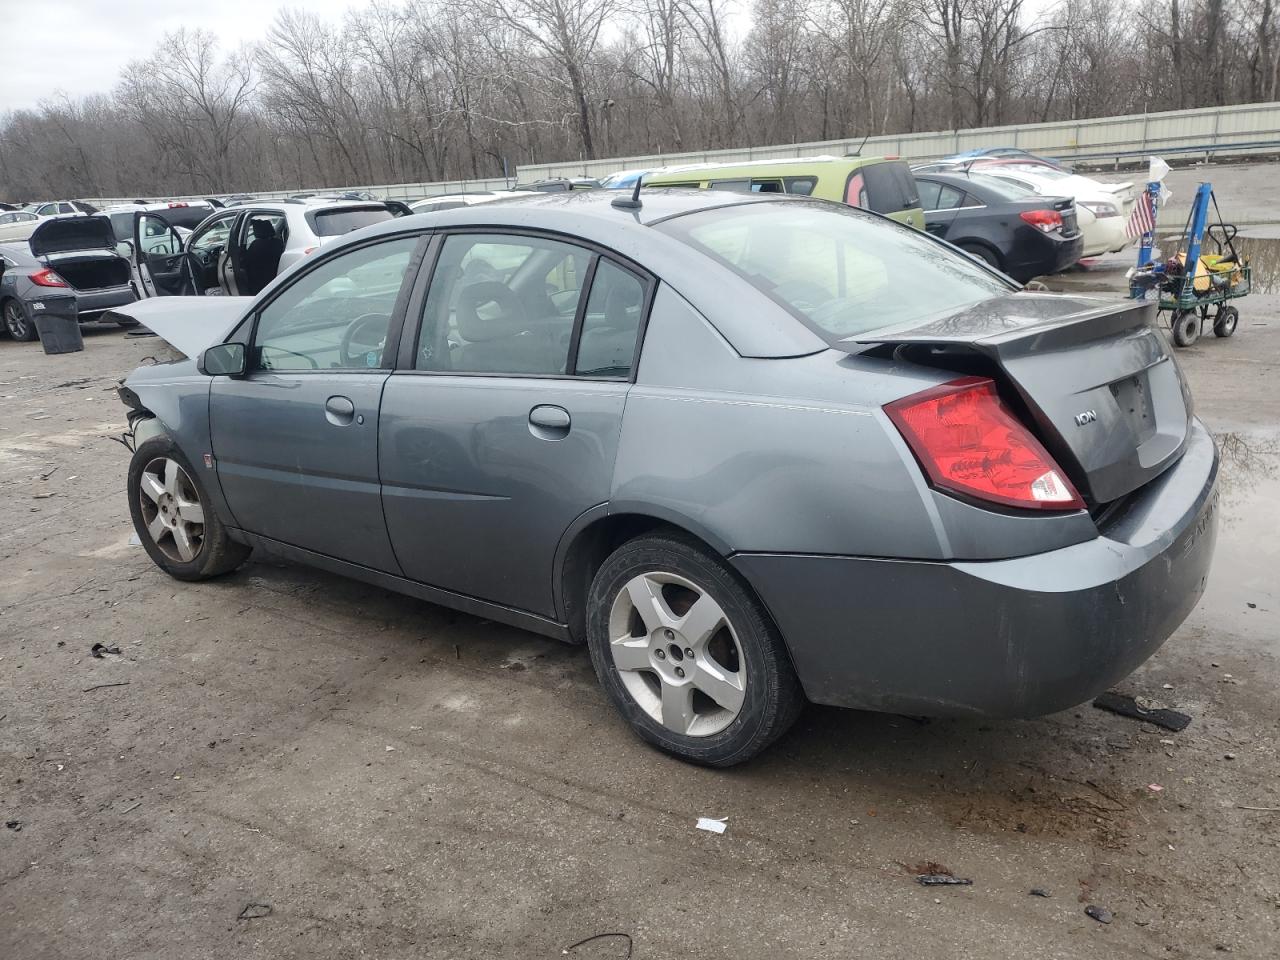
[107,297,251,358]
[29,215,116,256]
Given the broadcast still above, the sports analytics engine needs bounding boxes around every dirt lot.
[2,257,1279,958]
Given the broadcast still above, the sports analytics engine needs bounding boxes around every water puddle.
[1204,430,1280,643]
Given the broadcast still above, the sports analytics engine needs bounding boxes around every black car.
[912,171,1083,283]
[0,217,137,342]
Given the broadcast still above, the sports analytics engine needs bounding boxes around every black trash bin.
[32,297,83,355]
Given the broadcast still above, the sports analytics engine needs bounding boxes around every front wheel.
[128,435,250,581]
[586,534,804,766]
[1172,309,1200,347]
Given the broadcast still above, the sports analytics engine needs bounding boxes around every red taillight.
[30,268,68,288]
[167,202,190,208]
[885,376,1084,511]
[1019,209,1063,233]
[303,246,318,255]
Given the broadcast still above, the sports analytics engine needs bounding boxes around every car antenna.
[849,133,871,157]
[612,175,644,210]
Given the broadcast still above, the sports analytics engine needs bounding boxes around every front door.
[134,212,194,296]
[209,234,423,572]
[380,232,650,617]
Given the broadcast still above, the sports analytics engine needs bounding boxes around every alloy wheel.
[137,457,206,563]
[607,571,746,737]
[4,301,29,339]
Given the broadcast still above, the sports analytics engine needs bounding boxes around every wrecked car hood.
[107,297,251,358]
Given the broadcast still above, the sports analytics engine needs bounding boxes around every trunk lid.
[853,294,1191,505]
[29,215,116,256]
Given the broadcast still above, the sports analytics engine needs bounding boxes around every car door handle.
[325,395,356,426]
[529,404,571,439]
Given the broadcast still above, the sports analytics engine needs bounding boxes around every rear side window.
[709,179,751,192]
[310,207,396,237]
[917,182,965,211]
[860,161,919,214]
[657,200,1010,342]
[784,177,817,196]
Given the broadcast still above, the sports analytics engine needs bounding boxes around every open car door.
[133,211,195,297]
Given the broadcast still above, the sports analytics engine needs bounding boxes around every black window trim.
[232,229,431,375]
[398,225,657,384]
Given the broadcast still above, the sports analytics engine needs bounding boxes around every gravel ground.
[2,253,1278,958]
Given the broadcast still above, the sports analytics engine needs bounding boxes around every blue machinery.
[1129,180,1248,347]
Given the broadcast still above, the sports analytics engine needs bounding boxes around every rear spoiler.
[847,294,1155,359]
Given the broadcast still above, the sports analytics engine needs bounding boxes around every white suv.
[131,198,406,299]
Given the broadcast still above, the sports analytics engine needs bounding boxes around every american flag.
[1125,190,1156,239]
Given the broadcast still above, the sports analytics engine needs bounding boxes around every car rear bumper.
[731,419,1219,718]
[1005,228,1084,280]
[76,284,137,318]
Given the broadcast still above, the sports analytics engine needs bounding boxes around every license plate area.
[1110,374,1156,445]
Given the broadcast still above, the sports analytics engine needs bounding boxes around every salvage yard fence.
[86,100,1280,208]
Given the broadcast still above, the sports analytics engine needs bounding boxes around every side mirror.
[117,240,134,258]
[198,342,246,377]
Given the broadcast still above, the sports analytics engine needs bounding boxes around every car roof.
[327,188,831,359]
[0,242,36,263]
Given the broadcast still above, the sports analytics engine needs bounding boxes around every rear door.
[209,233,424,571]
[134,212,195,296]
[380,231,651,616]
[915,179,968,240]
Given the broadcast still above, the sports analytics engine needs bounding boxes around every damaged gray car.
[114,190,1219,765]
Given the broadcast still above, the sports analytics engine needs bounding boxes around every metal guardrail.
[82,101,1280,208]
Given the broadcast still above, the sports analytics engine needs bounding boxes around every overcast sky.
[0,0,349,113]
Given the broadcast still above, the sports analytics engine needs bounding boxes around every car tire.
[2,299,37,341]
[958,242,1002,272]
[1213,305,1238,338]
[115,318,140,329]
[128,435,250,581]
[1172,309,1200,347]
[585,533,804,766]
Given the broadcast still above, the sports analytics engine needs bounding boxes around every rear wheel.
[959,242,1001,272]
[1213,305,1238,338]
[1172,309,1200,347]
[128,435,250,581]
[2,299,36,341]
[585,534,804,766]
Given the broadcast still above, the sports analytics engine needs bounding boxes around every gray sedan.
[115,190,1218,765]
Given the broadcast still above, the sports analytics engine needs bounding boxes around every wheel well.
[558,514,716,644]
[956,238,1003,267]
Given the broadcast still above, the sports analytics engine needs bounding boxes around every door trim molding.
[234,529,572,643]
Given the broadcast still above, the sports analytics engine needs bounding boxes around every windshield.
[311,207,395,237]
[656,200,1012,341]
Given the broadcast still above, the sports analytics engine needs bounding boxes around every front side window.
[253,236,417,372]
[416,233,591,375]
[657,200,1011,342]
[58,203,76,214]
[136,213,183,255]
[190,215,236,255]
[709,179,751,192]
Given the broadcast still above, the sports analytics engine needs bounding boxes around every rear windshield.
[860,161,919,214]
[311,207,395,236]
[961,173,1037,201]
[656,200,1011,341]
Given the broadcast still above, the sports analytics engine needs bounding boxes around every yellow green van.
[642,156,925,230]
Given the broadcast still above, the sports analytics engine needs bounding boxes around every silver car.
[130,198,405,299]
[114,190,1218,765]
